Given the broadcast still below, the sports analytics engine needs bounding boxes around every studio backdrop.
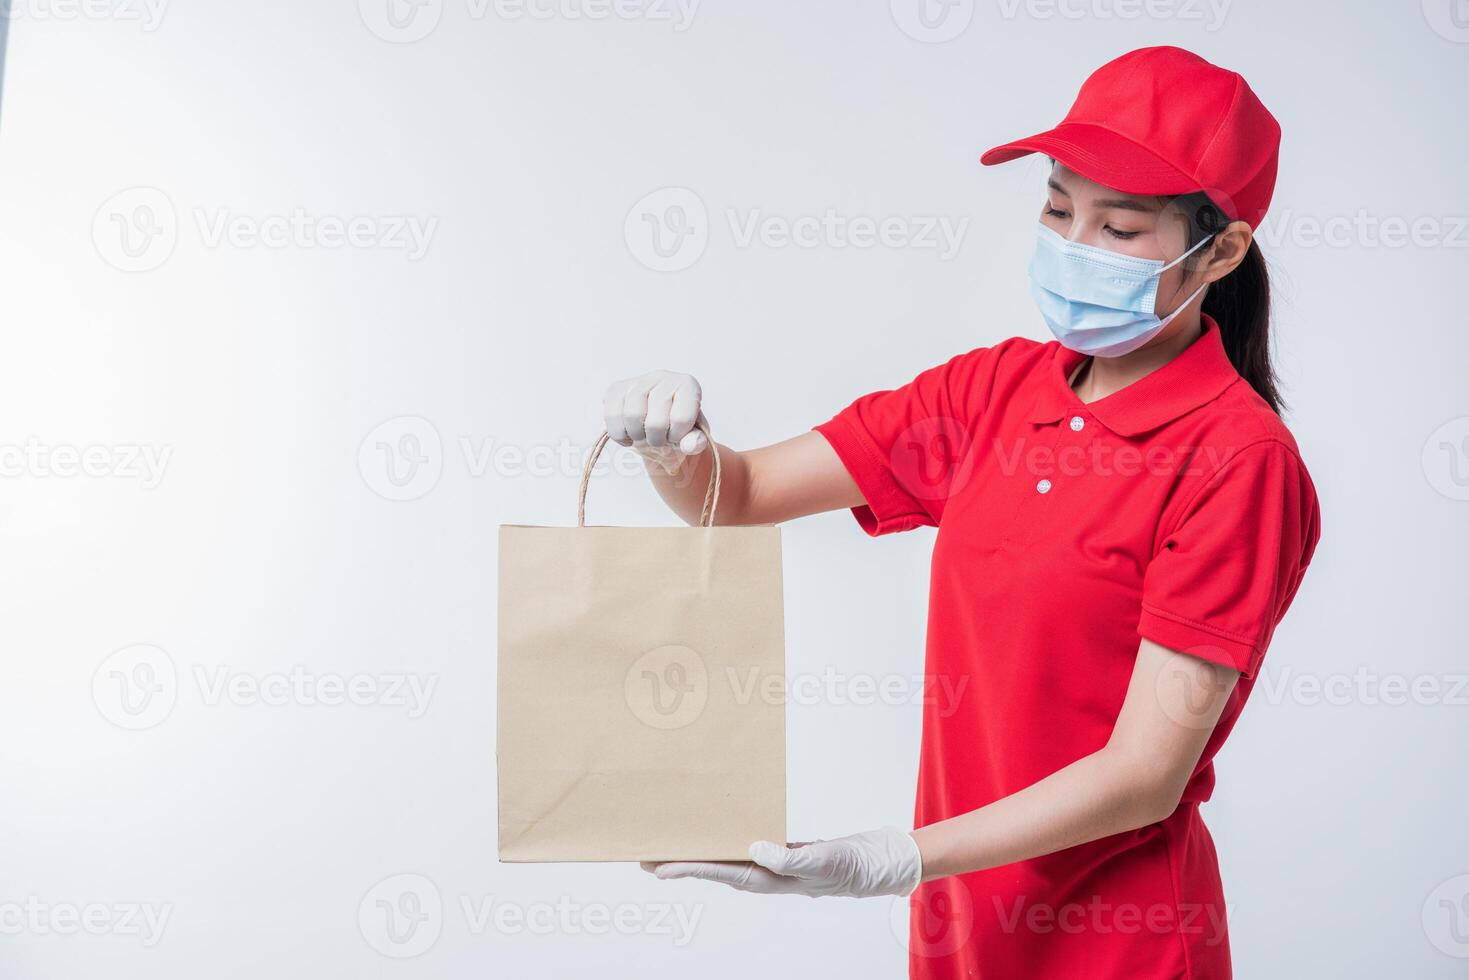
[0,2,1464,978]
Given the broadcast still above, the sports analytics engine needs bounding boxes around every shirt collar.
[1027,315,1241,437]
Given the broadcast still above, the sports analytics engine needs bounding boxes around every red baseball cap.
[981,46,1281,228]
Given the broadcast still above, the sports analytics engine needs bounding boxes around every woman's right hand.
[602,370,861,525]
[602,370,710,473]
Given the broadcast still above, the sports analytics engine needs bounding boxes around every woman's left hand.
[641,827,923,898]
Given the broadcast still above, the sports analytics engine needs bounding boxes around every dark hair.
[1172,191,1283,414]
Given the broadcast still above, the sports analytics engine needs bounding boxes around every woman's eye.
[1044,206,1070,219]
[1104,226,1140,240]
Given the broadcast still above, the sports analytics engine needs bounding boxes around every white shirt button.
[1036,479,1052,494]
[1069,416,1085,432]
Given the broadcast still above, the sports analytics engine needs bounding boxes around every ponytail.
[1201,239,1281,414]
[1176,191,1283,414]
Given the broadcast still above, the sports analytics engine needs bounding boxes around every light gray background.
[0,1,1465,977]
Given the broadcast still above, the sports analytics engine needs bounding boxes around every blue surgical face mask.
[1028,222,1214,357]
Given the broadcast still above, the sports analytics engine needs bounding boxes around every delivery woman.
[606,46,1320,979]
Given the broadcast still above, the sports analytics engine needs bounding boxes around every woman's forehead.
[1048,163,1162,211]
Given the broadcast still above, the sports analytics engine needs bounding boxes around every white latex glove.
[642,827,924,899]
[602,370,709,474]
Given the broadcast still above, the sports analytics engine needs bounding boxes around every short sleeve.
[1138,440,1320,677]
[814,346,999,536]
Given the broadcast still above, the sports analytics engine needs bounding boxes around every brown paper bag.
[498,428,785,862]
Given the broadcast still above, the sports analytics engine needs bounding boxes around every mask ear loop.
[1154,278,1211,329]
[1153,233,1216,319]
[1157,232,1216,273]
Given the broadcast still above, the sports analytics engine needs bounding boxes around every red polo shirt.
[815,316,1320,980]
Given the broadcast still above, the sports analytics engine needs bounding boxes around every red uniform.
[816,316,1320,978]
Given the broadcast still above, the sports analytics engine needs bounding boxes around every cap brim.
[980,122,1202,198]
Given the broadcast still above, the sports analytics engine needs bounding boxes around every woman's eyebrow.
[1092,196,1159,213]
[1046,178,1071,197]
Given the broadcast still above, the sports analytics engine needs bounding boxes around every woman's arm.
[645,639,1239,896]
[647,433,862,526]
[912,639,1239,879]
[603,370,862,525]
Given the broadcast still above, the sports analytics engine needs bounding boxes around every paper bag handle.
[578,421,723,528]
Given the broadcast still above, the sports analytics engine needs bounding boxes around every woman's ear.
[1200,220,1255,284]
